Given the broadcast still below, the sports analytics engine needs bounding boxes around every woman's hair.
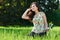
[30,2,41,11]
[28,2,41,20]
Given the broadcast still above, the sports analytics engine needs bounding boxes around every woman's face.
[30,3,38,12]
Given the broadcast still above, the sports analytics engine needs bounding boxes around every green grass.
[0,26,60,40]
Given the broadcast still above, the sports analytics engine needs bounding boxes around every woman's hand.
[22,8,31,20]
[45,27,49,32]
[26,8,31,12]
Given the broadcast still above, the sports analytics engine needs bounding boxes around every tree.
[0,0,59,26]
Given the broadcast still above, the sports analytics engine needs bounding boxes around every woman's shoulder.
[39,11,45,14]
[39,11,45,16]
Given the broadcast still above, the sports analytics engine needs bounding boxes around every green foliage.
[0,0,59,26]
[52,9,60,26]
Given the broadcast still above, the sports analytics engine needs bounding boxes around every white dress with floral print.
[32,12,48,33]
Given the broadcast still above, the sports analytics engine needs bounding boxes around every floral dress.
[32,12,49,33]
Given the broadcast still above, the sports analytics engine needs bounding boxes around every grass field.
[0,26,60,40]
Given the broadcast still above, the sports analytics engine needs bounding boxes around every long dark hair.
[30,2,41,11]
[28,2,41,20]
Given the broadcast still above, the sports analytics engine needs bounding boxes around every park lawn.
[0,26,60,40]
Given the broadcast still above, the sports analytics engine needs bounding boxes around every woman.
[22,2,49,37]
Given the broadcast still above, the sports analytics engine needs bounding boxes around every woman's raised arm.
[22,8,31,20]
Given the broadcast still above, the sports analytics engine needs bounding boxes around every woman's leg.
[28,32,35,37]
[39,32,47,37]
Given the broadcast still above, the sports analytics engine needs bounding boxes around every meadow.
[0,26,60,40]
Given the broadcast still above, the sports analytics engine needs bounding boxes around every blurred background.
[0,0,60,40]
[0,0,60,26]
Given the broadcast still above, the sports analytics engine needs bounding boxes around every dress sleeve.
[40,12,45,16]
